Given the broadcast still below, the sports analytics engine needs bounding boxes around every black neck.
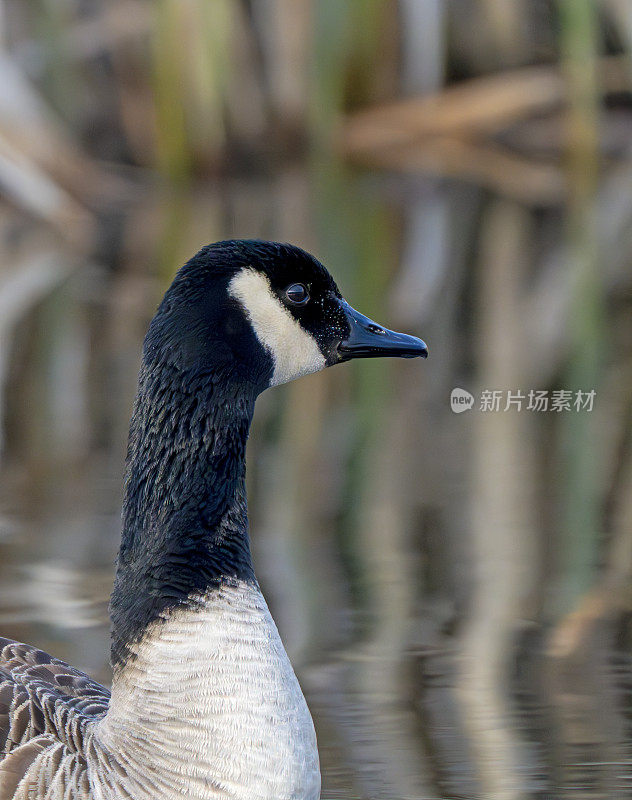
[109,361,257,668]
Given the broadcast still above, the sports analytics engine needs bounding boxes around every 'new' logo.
[450,388,474,413]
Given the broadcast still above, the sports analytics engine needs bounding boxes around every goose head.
[144,239,427,391]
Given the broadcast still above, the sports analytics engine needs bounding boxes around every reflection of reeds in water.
[0,2,631,798]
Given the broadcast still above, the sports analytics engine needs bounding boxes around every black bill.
[337,300,428,361]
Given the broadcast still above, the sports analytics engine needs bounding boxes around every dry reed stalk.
[458,200,538,800]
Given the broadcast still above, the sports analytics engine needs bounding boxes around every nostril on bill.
[366,324,386,335]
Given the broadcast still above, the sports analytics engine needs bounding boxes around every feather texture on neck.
[109,359,257,668]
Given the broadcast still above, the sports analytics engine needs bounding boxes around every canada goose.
[0,240,427,800]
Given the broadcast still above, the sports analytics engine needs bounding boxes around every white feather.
[94,582,320,800]
[228,269,325,386]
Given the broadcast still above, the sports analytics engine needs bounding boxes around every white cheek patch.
[228,268,326,386]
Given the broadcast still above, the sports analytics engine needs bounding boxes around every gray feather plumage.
[0,637,109,798]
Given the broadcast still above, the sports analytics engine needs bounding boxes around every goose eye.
[285,283,309,306]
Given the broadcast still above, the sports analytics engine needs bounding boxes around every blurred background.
[0,0,631,797]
